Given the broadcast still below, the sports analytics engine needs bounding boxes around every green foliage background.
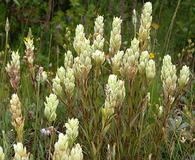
[0,0,194,65]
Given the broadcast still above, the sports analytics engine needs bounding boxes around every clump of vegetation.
[0,1,194,160]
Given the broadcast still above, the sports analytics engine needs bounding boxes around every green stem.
[48,33,52,69]
[136,110,145,156]
[1,30,9,83]
[2,130,8,159]
[33,81,40,156]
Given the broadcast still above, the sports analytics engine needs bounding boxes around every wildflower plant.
[111,50,124,74]
[0,147,5,160]
[64,50,74,69]
[102,74,125,128]
[138,2,152,51]
[120,38,139,80]
[109,17,122,56]
[13,143,29,160]
[5,51,20,91]
[23,29,35,68]
[10,94,24,142]
[93,15,104,51]
[161,55,177,99]
[65,118,79,146]
[0,1,193,160]
[52,75,62,96]
[44,93,59,123]
[64,68,75,98]
[36,67,47,84]
[178,65,190,88]
[53,118,83,160]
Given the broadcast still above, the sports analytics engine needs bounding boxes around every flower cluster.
[10,94,24,142]
[53,133,69,160]
[102,75,125,124]
[53,118,83,160]
[65,118,79,145]
[0,146,5,160]
[36,67,47,83]
[120,38,140,80]
[64,67,75,98]
[92,50,105,66]
[57,66,66,83]
[161,55,177,98]
[5,51,20,91]
[93,15,104,51]
[73,54,92,84]
[178,65,190,88]
[69,144,83,160]
[138,51,150,73]
[13,143,29,160]
[24,29,35,68]
[111,50,124,74]
[138,2,152,51]
[53,52,75,98]
[52,75,62,96]
[64,56,75,97]
[146,59,156,80]
[44,93,59,122]
[64,50,74,69]
[73,24,92,83]
[109,17,122,56]
[73,24,91,56]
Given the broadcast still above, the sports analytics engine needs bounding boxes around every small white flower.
[94,16,104,37]
[92,50,105,65]
[178,65,190,88]
[73,55,92,82]
[109,17,122,55]
[131,37,140,53]
[52,118,83,160]
[146,59,156,80]
[41,71,48,82]
[111,50,124,74]
[13,143,29,160]
[158,106,163,116]
[55,133,69,152]
[44,93,59,122]
[52,75,62,96]
[161,55,177,96]
[73,24,91,56]
[36,67,47,83]
[53,133,69,160]
[10,93,24,130]
[93,16,104,51]
[120,38,140,79]
[57,66,65,82]
[73,24,92,82]
[138,51,149,73]
[138,2,152,50]
[6,51,20,71]
[64,50,74,69]
[102,74,125,123]
[5,50,20,90]
[64,68,75,97]
[69,144,83,160]
[73,24,85,55]
[65,118,79,144]
[0,146,5,160]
